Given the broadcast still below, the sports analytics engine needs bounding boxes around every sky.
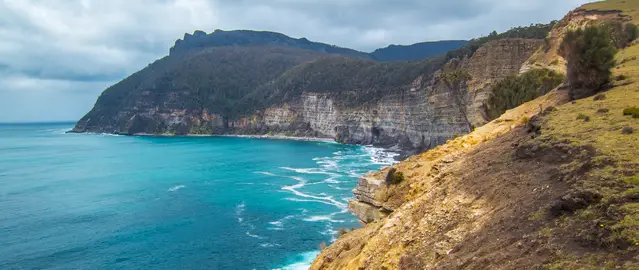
[0,0,591,123]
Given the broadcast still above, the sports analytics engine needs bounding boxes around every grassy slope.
[583,0,639,24]
[312,1,639,269]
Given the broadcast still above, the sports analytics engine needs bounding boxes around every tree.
[560,25,617,99]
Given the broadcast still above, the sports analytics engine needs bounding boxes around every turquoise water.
[0,123,395,269]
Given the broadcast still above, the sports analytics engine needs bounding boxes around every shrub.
[622,127,634,134]
[577,113,587,120]
[446,22,556,60]
[623,107,639,118]
[597,108,610,114]
[560,25,618,99]
[603,21,638,48]
[385,168,405,185]
[593,94,606,101]
[487,69,565,119]
[615,74,628,81]
[623,23,638,45]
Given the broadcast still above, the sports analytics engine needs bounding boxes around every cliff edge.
[312,1,639,269]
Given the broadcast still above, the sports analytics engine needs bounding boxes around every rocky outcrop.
[463,38,546,127]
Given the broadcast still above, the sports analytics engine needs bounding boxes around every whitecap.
[302,215,345,223]
[362,146,400,165]
[167,185,185,192]
[274,251,320,270]
[280,167,337,176]
[281,178,347,210]
[268,215,295,230]
[246,231,263,239]
[260,243,281,248]
[235,203,246,223]
[254,171,277,176]
[284,198,339,208]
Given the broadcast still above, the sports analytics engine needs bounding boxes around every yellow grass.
[582,0,639,24]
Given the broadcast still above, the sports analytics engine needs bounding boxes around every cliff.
[72,32,542,153]
[313,1,639,269]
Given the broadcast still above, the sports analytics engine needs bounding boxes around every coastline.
[67,130,335,143]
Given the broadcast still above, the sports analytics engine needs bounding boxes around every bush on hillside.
[446,22,556,60]
[623,107,639,118]
[560,25,618,100]
[487,69,565,119]
[385,168,405,185]
[602,21,639,49]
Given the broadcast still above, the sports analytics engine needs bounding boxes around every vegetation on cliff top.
[446,22,556,60]
[560,21,637,99]
[487,68,565,119]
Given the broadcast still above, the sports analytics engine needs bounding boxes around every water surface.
[0,123,395,269]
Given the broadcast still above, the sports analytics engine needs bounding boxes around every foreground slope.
[312,1,639,269]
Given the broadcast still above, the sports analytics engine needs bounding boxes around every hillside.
[371,40,468,62]
[312,0,639,269]
[73,26,551,153]
[169,29,372,59]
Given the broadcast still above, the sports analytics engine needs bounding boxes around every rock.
[353,175,386,207]
[549,190,603,216]
[621,127,634,134]
[348,200,389,223]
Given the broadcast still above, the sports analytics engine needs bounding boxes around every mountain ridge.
[169,29,468,62]
[72,24,553,154]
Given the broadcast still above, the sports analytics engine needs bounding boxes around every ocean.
[0,122,396,269]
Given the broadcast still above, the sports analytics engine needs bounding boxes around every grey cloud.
[0,0,591,122]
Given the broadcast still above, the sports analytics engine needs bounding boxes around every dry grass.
[582,0,639,24]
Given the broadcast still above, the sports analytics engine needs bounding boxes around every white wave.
[274,251,320,270]
[268,215,295,230]
[48,128,73,135]
[235,203,246,223]
[167,185,185,192]
[246,231,263,239]
[362,146,400,165]
[260,243,282,248]
[284,198,340,208]
[323,178,341,184]
[281,177,347,210]
[280,167,337,176]
[303,215,345,223]
[254,171,277,176]
[328,185,350,191]
[99,133,122,137]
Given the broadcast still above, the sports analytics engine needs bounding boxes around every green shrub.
[487,68,565,119]
[560,25,618,100]
[623,23,638,46]
[446,22,556,60]
[615,74,628,81]
[623,107,639,118]
[385,168,405,185]
[577,113,587,120]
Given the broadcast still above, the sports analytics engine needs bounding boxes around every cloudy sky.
[0,0,590,123]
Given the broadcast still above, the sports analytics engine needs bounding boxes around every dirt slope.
[312,1,639,269]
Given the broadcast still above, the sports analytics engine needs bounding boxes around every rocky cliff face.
[314,2,639,268]
[73,34,543,154]
[74,39,541,154]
